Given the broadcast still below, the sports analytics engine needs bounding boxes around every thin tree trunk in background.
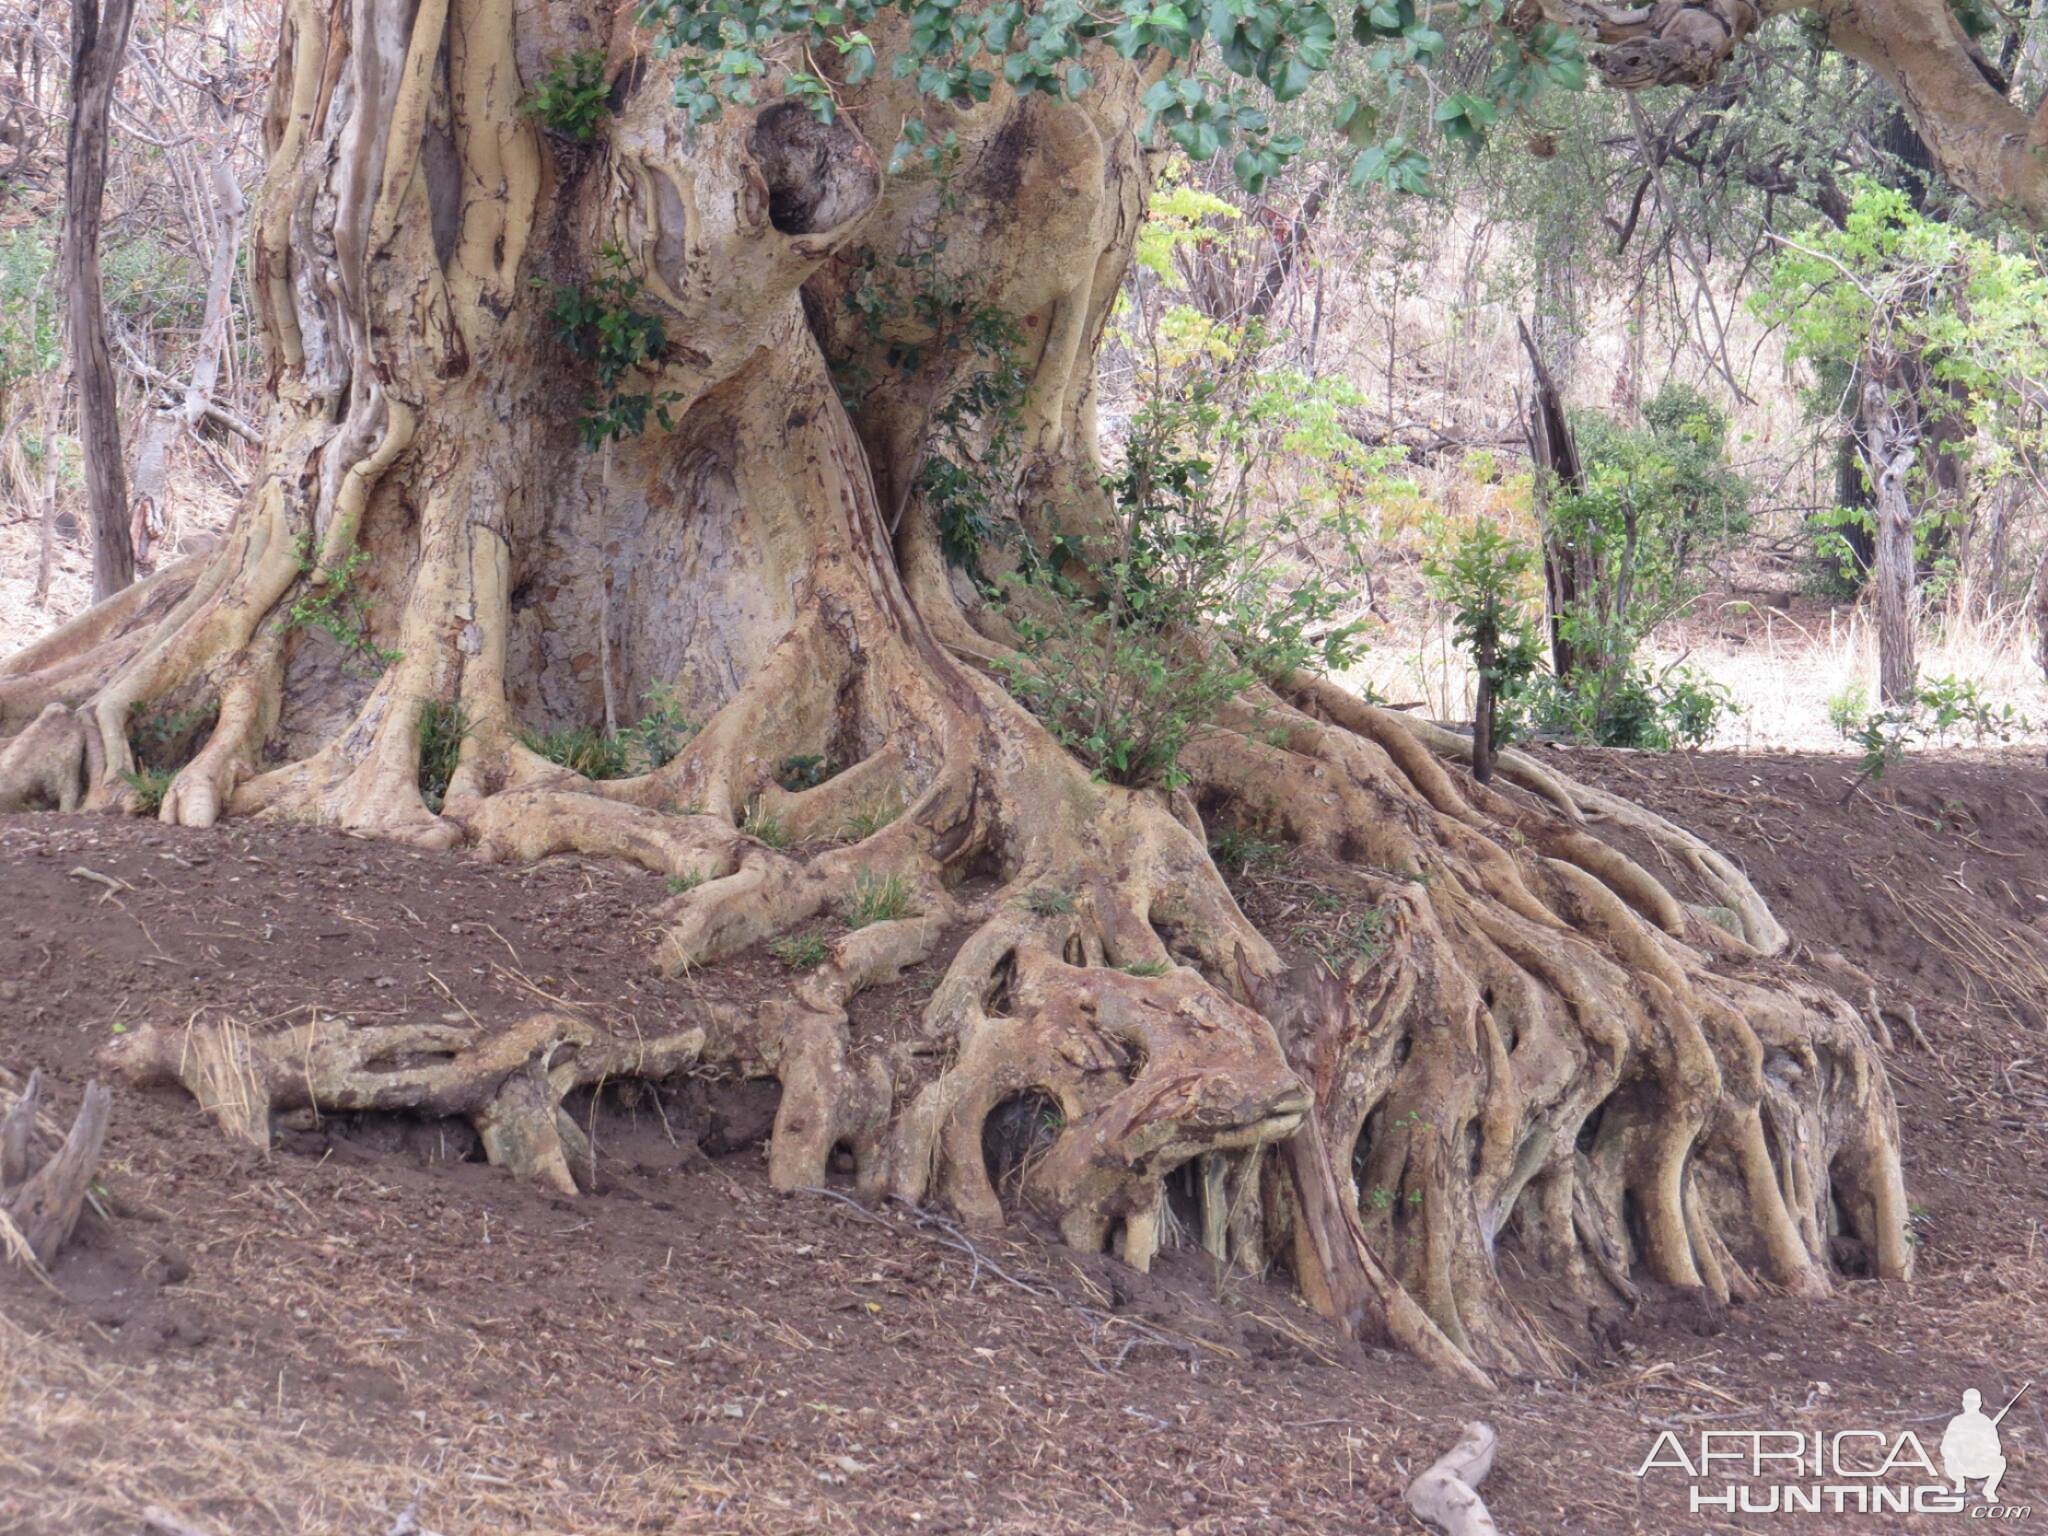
[1471,647,1496,785]
[61,0,136,601]
[1517,318,1586,681]
[32,370,62,606]
[127,88,246,566]
[2033,546,2048,683]
[1860,377,1919,704]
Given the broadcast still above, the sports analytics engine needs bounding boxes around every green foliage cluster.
[1753,182,2048,589]
[770,931,829,969]
[0,228,61,388]
[996,364,1370,789]
[120,697,221,815]
[743,799,790,848]
[541,246,678,449]
[994,301,1381,790]
[833,241,1030,581]
[842,796,902,841]
[285,541,402,672]
[777,754,837,791]
[638,0,1584,192]
[417,701,471,813]
[1844,673,2027,785]
[1210,823,1286,874]
[520,685,696,781]
[522,724,631,779]
[524,51,612,141]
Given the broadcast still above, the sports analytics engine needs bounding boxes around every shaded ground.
[2,745,2046,1534]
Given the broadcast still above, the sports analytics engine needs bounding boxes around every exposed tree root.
[1,1070,113,1269]
[1407,1421,1502,1536]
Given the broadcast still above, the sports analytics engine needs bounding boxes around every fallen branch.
[1406,1421,1502,1536]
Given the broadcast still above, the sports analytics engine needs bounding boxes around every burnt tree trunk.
[60,0,136,601]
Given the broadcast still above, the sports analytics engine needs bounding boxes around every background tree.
[59,0,134,599]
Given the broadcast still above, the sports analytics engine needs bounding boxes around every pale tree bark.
[0,0,1910,1385]
[1860,375,1920,704]
[126,76,248,567]
[60,0,136,601]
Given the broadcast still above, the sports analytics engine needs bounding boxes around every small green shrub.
[1421,518,1542,780]
[524,51,612,141]
[996,381,1366,791]
[1025,887,1075,917]
[284,540,401,672]
[417,701,470,813]
[128,698,218,773]
[521,725,631,779]
[1825,678,1872,739]
[777,754,836,791]
[540,246,677,449]
[627,684,695,769]
[1121,960,1169,977]
[665,871,706,895]
[119,767,172,815]
[844,871,913,928]
[770,932,828,970]
[1845,674,2025,789]
[1210,825,1285,874]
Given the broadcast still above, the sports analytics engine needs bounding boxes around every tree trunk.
[2033,546,2048,683]
[1518,319,1585,680]
[0,0,1909,1384]
[61,0,135,602]
[127,79,248,568]
[1861,376,1919,704]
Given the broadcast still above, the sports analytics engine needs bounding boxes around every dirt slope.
[2,746,2046,1534]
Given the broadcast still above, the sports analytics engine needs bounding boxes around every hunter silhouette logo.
[1943,1386,2028,1502]
[1635,1382,2033,1518]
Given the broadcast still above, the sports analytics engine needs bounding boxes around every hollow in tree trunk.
[0,1,1909,1383]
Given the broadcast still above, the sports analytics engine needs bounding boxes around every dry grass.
[1349,583,2048,753]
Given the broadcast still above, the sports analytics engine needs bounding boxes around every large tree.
[7,0,2002,1382]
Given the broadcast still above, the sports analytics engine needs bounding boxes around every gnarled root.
[1407,1421,1501,1536]
[1,1070,113,1269]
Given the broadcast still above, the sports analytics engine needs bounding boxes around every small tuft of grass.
[1121,960,1169,978]
[843,797,902,842]
[417,700,470,812]
[521,725,631,780]
[119,767,172,815]
[770,932,828,970]
[664,871,706,896]
[1210,825,1286,875]
[845,871,913,929]
[742,799,788,849]
[1025,887,1075,917]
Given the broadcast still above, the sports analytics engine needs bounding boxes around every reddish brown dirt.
[3,747,2047,1534]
